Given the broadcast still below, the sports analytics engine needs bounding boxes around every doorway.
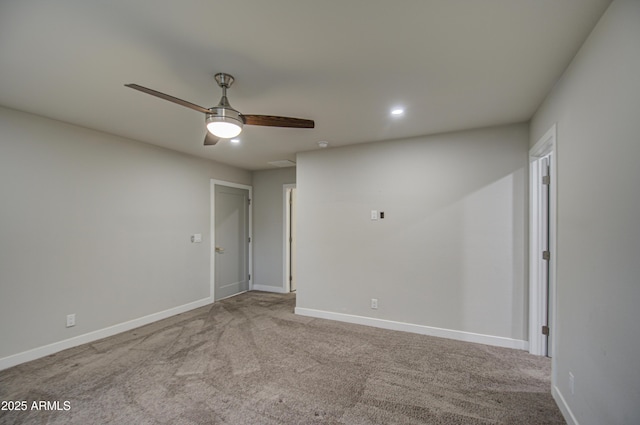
[529,125,557,358]
[211,180,252,301]
[284,185,297,292]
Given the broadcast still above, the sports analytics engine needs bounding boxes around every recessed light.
[230,139,240,144]
[317,141,329,148]
[391,108,404,116]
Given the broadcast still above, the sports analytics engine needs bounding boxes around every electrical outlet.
[569,372,575,395]
[66,314,76,328]
[371,298,378,309]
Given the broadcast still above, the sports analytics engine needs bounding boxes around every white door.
[290,187,297,292]
[214,185,249,301]
[529,125,556,358]
[541,155,552,356]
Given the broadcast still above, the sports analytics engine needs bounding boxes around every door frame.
[283,183,296,292]
[210,179,253,301]
[529,124,557,358]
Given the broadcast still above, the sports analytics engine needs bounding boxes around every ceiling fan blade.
[125,84,211,114]
[204,132,220,146]
[242,115,315,128]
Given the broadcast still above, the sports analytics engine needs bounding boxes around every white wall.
[530,1,640,424]
[251,167,296,292]
[296,123,529,346]
[0,106,250,366]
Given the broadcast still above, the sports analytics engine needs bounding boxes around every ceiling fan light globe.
[207,121,242,138]
[206,111,243,138]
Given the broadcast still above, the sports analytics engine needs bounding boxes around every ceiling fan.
[125,73,314,146]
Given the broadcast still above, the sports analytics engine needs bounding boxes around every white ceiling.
[0,0,611,170]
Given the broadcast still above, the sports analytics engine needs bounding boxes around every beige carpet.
[0,292,565,424]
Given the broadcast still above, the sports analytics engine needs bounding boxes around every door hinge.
[542,325,550,336]
[248,198,251,205]
[289,275,292,282]
[542,175,550,185]
[248,237,251,243]
[248,274,251,280]
[542,250,550,261]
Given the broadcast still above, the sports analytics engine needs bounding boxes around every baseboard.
[552,385,579,425]
[295,307,529,351]
[252,284,289,294]
[0,296,213,371]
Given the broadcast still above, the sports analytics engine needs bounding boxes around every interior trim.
[0,296,212,371]
[295,307,529,351]
[552,385,579,425]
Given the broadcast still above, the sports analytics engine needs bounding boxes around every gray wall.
[0,106,250,360]
[252,167,296,291]
[296,123,529,342]
[530,1,640,423]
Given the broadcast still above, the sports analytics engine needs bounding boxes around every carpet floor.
[0,291,565,424]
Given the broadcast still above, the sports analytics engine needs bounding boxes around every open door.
[213,183,250,301]
[529,125,557,358]
[284,185,297,292]
[290,187,297,292]
[540,155,552,356]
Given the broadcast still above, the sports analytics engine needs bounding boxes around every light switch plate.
[191,234,202,243]
[371,210,378,220]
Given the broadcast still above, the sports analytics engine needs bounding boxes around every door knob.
[215,247,225,254]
